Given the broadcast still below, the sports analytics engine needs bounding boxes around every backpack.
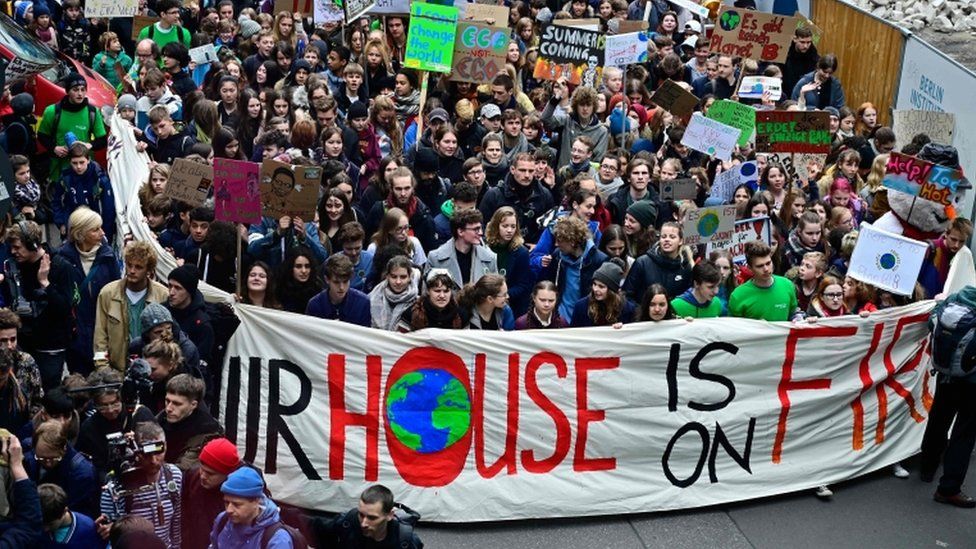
[930,299,976,379]
[335,504,423,549]
[147,23,188,44]
[51,102,97,142]
[214,512,307,548]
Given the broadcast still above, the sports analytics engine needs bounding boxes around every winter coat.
[25,446,98,518]
[792,71,846,110]
[425,241,497,289]
[92,50,133,89]
[515,309,568,330]
[780,42,819,100]
[530,211,602,275]
[167,290,215,365]
[569,296,636,327]
[128,326,202,382]
[494,244,533,317]
[57,241,121,375]
[462,304,516,330]
[94,279,170,372]
[538,240,608,322]
[39,511,104,548]
[783,229,826,269]
[2,252,75,353]
[209,498,293,549]
[54,163,117,243]
[478,175,555,245]
[415,177,454,215]
[366,198,437,252]
[606,185,659,226]
[181,466,227,549]
[157,406,223,472]
[305,288,372,327]
[623,245,693,303]
[541,98,610,169]
[2,479,42,547]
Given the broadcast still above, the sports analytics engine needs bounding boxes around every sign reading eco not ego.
[450,22,509,84]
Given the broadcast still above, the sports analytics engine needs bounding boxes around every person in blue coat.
[538,216,609,324]
[570,259,635,327]
[1,434,43,547]
[53,145,117,244]
[248,215,328,269]
[791,54,846,110]
[209,467,294,548]
[24,420,98,519]
[530,186,602,276]
[305,254,372,327]
[57,207,120,376]
[38,483,105,548]
[485,206,534,317]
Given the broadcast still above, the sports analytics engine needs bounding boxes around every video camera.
[103,432,166,505]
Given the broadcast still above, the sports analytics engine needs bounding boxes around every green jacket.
[92,50,133,89]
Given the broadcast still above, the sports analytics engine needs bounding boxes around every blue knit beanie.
[221,467,265,498]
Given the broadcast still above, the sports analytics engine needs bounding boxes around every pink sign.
[214,159,262,225]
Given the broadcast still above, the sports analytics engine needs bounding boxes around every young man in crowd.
[182,437,241,549]
[157,374,222,472]
[426,208,497,288]
[365,167,436,251]
[306,254,372,326]
[209,467,295,547]
[479,152,555,245]
[671,261,723,318]
[166,265,214,365]
[729,241,799,321]
[312,485,422,549]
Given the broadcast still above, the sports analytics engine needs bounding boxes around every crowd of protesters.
[0,0,974,545]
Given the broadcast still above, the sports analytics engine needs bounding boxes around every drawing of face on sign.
[263,167,296,211]
[583,55,599,88]
[246,172,259,197]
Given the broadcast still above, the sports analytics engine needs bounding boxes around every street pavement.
[421,453,976,548]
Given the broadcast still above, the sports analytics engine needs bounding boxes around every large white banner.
[220,302,935,522]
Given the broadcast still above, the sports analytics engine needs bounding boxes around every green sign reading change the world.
[405,2,459,73]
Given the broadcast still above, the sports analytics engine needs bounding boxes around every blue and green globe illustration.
[878,252,897,269]
[697,212,721,238]
[386,368,471,453]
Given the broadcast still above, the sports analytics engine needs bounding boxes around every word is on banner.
[650,79,698,119]
[682,204,737,245]
[848,222,928,296]
[405,2,460,73]
[882,152,963,206]
[87,0,137,18]
[681,113,741,162]
[892,110,954,148]
[533,24,605,87]
[706,216,772,264]
[709,7,798,64]
[739,76,782,101]
[450,22,509,84]
[707,99,755,148]
[605,32,649,67]
[755,110,831,153]
[259,160,320,220]
[214,159,262,225]
[165,159,213,207]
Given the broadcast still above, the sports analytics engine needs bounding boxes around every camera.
[13,296,37,319]
[103,432,166,507]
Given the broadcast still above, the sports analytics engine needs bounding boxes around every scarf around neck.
[370,280,418,331]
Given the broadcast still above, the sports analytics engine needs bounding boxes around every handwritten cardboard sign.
[88,0,137,18]
[707,99,755,148]
[405,2,460,73]
[214,159,262,225]
[683,204,738,245]
[605,32,650,67]
[259,160,320,220]
[313,0,344,22]
[755,110,831,153]
[681,112,741,162]
[711,160,759,201]
[6,57,56,82]
[345,0,376,22]
[450,22,509,84]
[650,79,698,119]
[709,7,798,64]
[166,159,214,207]
[462,3,508,24]
[669,0,710,19]
[793,152,827,183]
[882,152,963,206]
[849,222,928,296]
[739,76,782,101]
[533,24,605,86]
[706,216,772,264]
[616,20,649,33]
[892,110,955,148]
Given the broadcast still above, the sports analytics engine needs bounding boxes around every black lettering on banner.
[688,342,738,412]
[707,417,756,482]
[224,356,241,444]
[662,422,709,488]
[244,356,262,463]
[266,359,321,479]
[666,343,680,412]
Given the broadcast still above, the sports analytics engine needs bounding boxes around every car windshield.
[0,13,68,83]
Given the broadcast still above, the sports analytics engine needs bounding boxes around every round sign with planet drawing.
[875,251,900,271]
[697,210,722,239]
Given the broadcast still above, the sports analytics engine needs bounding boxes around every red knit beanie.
[200,438,240,475]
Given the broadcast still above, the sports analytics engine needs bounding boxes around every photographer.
[0,434,43,547]
[24,419,97,518]
[312,484,423,549]
[76,369,155,480]
[0,308,43,419]
[157,374,221,472]
[3,220,74,391]
[97,421,183,548]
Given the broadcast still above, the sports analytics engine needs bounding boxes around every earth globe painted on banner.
[386,368,471,454]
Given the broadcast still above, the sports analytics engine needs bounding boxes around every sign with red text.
[882,152,963,206]
[706,216,772,264]
[709,7,798,64]
[450,22,509,84]
[214,159,262,225]
[848,222,929,296]
[755,110,831,154]
[605,32,650,67]
[220,301,934,521]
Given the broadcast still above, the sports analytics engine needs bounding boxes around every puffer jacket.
[623,244,693,303]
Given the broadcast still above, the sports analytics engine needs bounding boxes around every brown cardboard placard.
[450,21,509,84]
[709,7,798,64]
[165,159,214,207]
[650,79,699,119]
[259,160,320,220]
[462,3,509,24]
[274,0,313,17]
[132,15,158,40]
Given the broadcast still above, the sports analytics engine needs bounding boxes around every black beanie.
[168,264,201,296]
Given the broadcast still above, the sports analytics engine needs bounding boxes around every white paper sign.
[6,57,56,82]
[189,44,218,65]
[706,216,772,264]
[668,0,710,18]
[682,112,741,162]
[87,0,138,17]
[892,110,955,148]
[848,222,929,296]
[604,32,650,67]
[739,76,782,101]
[314,0,345,23]
[369,0,411,14]
[711,160,759,202]
[682,204,737,245]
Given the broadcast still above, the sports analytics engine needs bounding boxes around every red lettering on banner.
[521,352,571,473]
[773,326,858,464]
[574,357,619,472]
[474,353,520,478]
[875,314,929,443]
[328,354,381,481]
[851,323,885,451]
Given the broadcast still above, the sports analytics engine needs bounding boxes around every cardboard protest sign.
[5,57,56,82]
[660,178,698,201]
[405,2,460,73]
[533,24,605,86]
[709,7,798,64]
[882,152,963,206]
[706,216,772,264]
[314,0,344,23]
[462,3,508,24]
[682,204,737,245]
[739,76,782,101]
[214,159,262,225]
[189,44,218,65]
[275,0,313,16]
[344,0,376,22]
[755,111,831,153]
[793,153,827,183]
[87,0,137,17]
[450,22,509,84]
[165,159,214,207]
[681,113,741,162]
[710,160,759,201]
[649,79,698,119]
[259,160,320,219]
[706,99,755,148]
[132,16,158,40]
[605,32,650,67]
[554,18,602,31]
[370,0,410,14]
[892,110,954,147]
[616,20,649,33]
[849,222,928,296]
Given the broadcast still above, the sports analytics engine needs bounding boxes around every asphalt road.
[420,453,976,548]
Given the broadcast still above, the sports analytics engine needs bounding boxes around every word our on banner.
[87,0,137,17]
[369,0,410,14]
[260,160,320,220]
[650,79,698,119]
[314,0,344,23]
[709,7,798,64]
[213,159,262,225]
[711,160,759,201]
[755,110,831,154]
[220,301,934,522]
[345,0,376,22]
[450,22,509,84]
[706,99,755,148]
[848,222,928,296]
[706,216,772,264]
[165,159,212,207]
[275,0,313,16]
[405,2,460,73]
[661,178,697,200]
[681,113,741,162]
[605,32,650,67]
[533,24,605,87]
[739,76,782,101]
[892,110,954,148]
[682,204,737,245]
[882,152,963,206]
[5,57,56,82]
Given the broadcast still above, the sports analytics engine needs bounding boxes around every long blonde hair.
[485,206,525,251]
[864,153,889,193]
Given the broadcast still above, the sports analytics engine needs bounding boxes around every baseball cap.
[685,20,703,34]
[480,104,502,119]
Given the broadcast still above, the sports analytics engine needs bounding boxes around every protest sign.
[706,216,772,264]
[259,160,320,220]
[882,152,963,206]
[649,79,698,119]
[763,153,798,184]
[275,0,313,16]
[682,204,737,245]
[711,160,759,201]
[5,57,56,82]
[405,2,460,73]
[189,44,218,65]
[709,7,798,64]
[132,16,158,40]
[849,222,928,296]
[314,0,344,23]
[706,99,755,148]
[738,76,782,101]
[450,22,509,84]
[892,110,954,148]
[616,20,649,33]
[605,32,650,67]
[668,0,709,19]
[681,113,741,162]
[214,159,262,225]
[370,0,410,14]
[345,0,376,22]
[87,0,137,17]
[533,24,605,86]
[462,3,508,23]
[555,18,602,31]
[221,300,933,521]
[793,153,827,183]
[661,178,698,201]
[165,159,213,207]
[755,111,831,154]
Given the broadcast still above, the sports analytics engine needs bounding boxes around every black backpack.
[334,504,423,549]
[214,512,307,548]
[930,298,976,379]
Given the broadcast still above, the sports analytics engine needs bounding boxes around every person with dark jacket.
[569,259,635,327]
[0,434,43,547]
[791,54,846,110]
[0,93,37,158]
[606,159,657,226]
[538,216,608,323]
[365,168,437,252]
[623,222,693,304]
[162,42,197,99]
[24,420,98,518]
[157,374,222,472]
[479,153,555,245]
[306,254,372,327]
[166,265,214,365]
[181,438,242,549]
[53,145,117,244]
[780,28,819,101]
[128,303,203,384]
[413,148,454,214]
[144,106,196,165]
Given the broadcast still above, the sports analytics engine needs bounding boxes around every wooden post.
[416,70,429,149]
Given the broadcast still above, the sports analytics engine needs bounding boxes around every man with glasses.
[792,53,846,110]
[77,368,156,479]
[426,208,497,288]
[365,168,437,251]
[137,0,191,49]
[596,156,624,200]
[25,419,98,518]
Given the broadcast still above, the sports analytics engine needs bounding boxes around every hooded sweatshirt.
[209,498,293,549]
[671,288,723,318]
[623,244,693,303]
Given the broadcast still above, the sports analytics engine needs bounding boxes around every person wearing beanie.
[569,257,635,327]
[238,15,262,41]
[671,260,724,318]
[37,66,108,180]
[627,200,658,231]
[345,96,383,191]
[13,0,33,25]
[166,264,215,366]
[211,468,295,548]
[127,302,203,384]
[182,437,242,548]
[413,146,454,214]
[1,93,37,157]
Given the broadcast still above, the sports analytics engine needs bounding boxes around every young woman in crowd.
[396,269,462,331]
[317,188,358,254]
[138,163,171,213]
[806,276,847,318]
[570,259,634,327]
[635,283,676,322]
[369,255,419,331]
[708,249,736,315]
[368,207,427,267]
[239,261,281,309]
[515,281,568,330]
[276,246,323,314]
[458,273,515,330]
[485,207,532,317]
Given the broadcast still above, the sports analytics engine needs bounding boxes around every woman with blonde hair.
[138,163,171,213]
[370,96,404,158]
[367,207,427,267]
[861,153,890,222]
[364,38,393,98]
[485,206,532,316]
[273,10,306,51]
